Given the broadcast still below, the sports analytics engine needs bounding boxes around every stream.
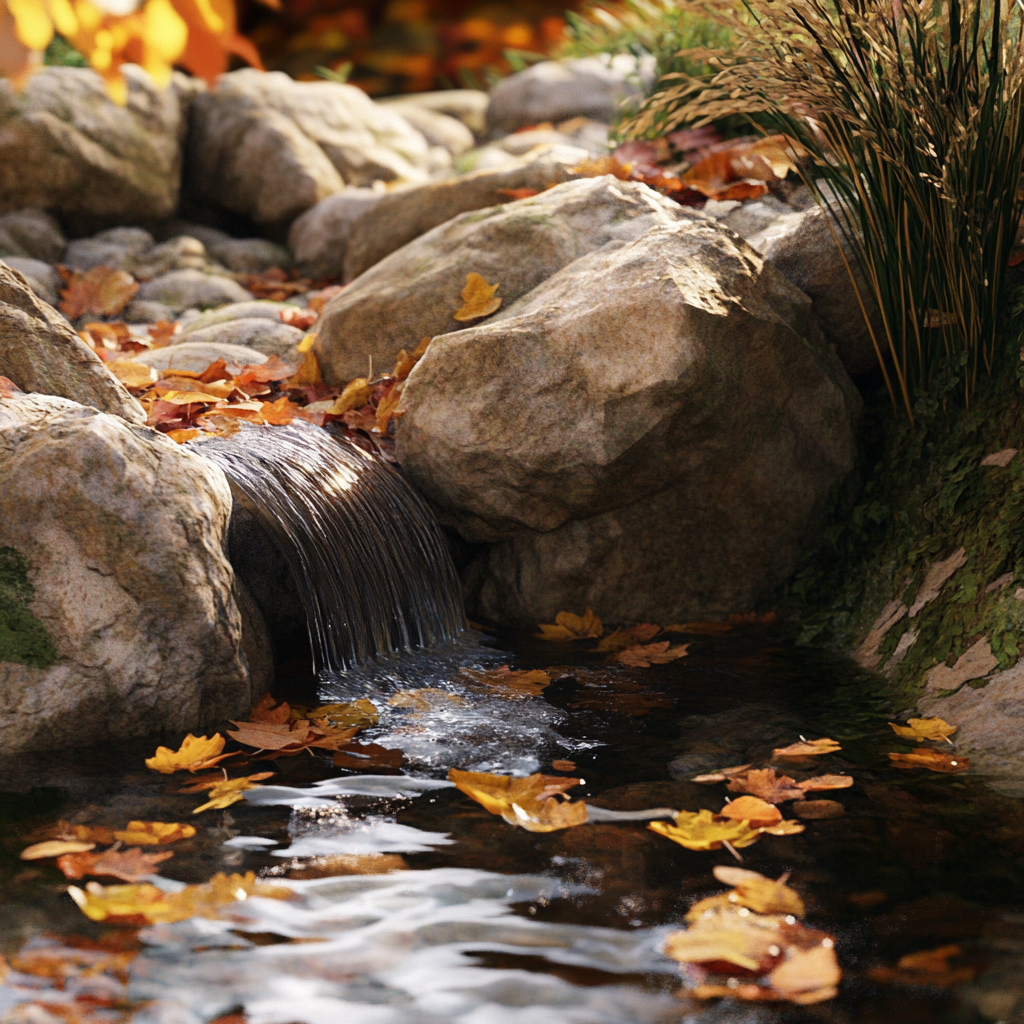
[1,621,1022,1023]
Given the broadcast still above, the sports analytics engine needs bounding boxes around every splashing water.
[191,422,465,674]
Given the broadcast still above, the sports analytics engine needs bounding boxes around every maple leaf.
[648,809,762,852]
[726,769,805,803]
[595,624,661,652]
[330,377,373,415]
[713,866,806,917]
[291,699,378,730]
[113,821,196,845]
[236,354,297,386]
[388,688,467,711]
[178,771,275,794]
[614,641,690,667]
[772,738,841,759]
[453,272,502,321]
[227,718,320,754]
[145,734,235,774]
[448,768,588,832]
[192,775,269,814]
[20,840,96,861]
[663,907,783,970]
[888,717,957,743]
[250,694,291,724]
[535,608,603,641]
[888,749,969,773]
[68,872,290,925]
[260,395,304,425]
[459,664,551,698]
[718,795,783,828]
[59,267,138,319]
[57,847,174,883]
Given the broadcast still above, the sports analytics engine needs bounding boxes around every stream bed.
[1,622,1022,1023]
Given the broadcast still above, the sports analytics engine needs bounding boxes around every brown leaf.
[772,738,841,759]
[796,774,853,792]
[691,764,753,784]
[60,267,139,319]
[615,641,689,667]
[227,718,320,753]
[551,759,577,772]
[535,608,603,641]
[57,847,174,883]
[250,694,291,724]
[888,749,969,773]
[792,799,845,819]
[726,769,804,803]
[768,945,841,1004]
[595,624,661,652]
[459,664,551,698]
[453,272,502,321]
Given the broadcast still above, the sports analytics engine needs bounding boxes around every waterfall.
[191,421,465,675]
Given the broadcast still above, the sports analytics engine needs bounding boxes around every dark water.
[1,624,1022,1023]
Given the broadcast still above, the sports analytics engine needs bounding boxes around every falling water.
[191,421,464,674]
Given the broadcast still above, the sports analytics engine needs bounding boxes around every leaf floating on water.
[718,795,782,828]
[772,738,841,759]
[796,775,853,793]
[888,717,957,743]
[68,872,291,925]
[388,688,467,712]
[769,945,842,1004]
[20,840,96,860]
[888,749,969,773]
[145,734,235,774]
[867,943,976,987]
[648,809,762,851]
[614,641,690,667]
[178,772,275,794]
[712,866,806,917]
[112,822,196,845]
[726,768,805,803]
[595,624,661,652]
[291,699,378,730]
[535,608,603,642]
[759,819,805,836]
[250,694,291,724]
[692,764,753,784]
[448,768,588,832]
[551,759,577,772]
[459,665,552,698]
[57,847,174,883]
[792,799,845,820]
[192,776,272,814]
[453,272,502,321]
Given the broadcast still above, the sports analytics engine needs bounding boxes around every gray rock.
[136,269,252,312]
[0,260,143,422]
[495,122,608,157]
[456,141,590,176]
[133,341,267,374]
[156,220,232,252]
[317,177,697,383]
[122,300,176,324]
[395,224,860,623]
[379,103,474,156]
[207,237,292,274]
[0,67,184,233]
[174,318,304,361]
[130,236,210,279]
[178,300,297,335]
[377,89,489,136]
[0,392,268,753]
[2,257,61,306]
[185,69,431,230]
[0,208,65,262]
[287,189,384,280]
[487,55,655,134]
[65,226,156,272]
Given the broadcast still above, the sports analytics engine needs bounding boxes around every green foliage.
[0,547,58,670]
[43,35,88,68]
[626,0,1024,414]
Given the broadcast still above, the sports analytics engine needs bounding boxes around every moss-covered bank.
[0,546,58,669]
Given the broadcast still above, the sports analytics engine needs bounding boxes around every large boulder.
[396,221,860,622]
[487,56,655,134]
[339,155,583,283]
[185,70,432,231]
[0,391,270,753]
[377,89,489,136]
[0,261,144,422]
[316,177,701,383]
[0,67,184,233]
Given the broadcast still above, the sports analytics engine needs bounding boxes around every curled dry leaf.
[772,738,841,759]
[453,272,502,321]
[113,821,196,845]
[448,768,588,832]
[20,840,95,861]
[145,733,235,774]
[68,872,291,925]
[57,847,174,883]
[888,717,957,743]
[648,809,761,851]
[535,608,603,642]
[888,749,969,773]
[459,664,551,698]
[330,377,373,415]
[595,624,661,652]
[614,641,690,667]
[718,796,782,828]
[792,800,845,820]
[726,769,805,803]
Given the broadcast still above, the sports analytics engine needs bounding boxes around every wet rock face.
[0,67,184,234]
[396,219,861,624]
[0,261,144,423]
[0,392,269,754]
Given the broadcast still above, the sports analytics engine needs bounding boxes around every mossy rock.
[0,546,58,669]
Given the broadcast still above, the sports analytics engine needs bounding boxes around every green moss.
[0,547,58,669]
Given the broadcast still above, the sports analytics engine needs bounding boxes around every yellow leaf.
[718,795,782,827]
[710,866,806,917]
[8,0,55,50]
[535,608,603,641]
[453,272,502,321]
[20,840,95,860]
[449,767,588,832]
[388,688,466,711]
[107,359,156,389]
[329,377,372,415]
[664,910,782,971]
[887,717,957,743]
[112,821,196,845]
[192,776,265,814]
[769,945,841,1004]
[291,698,378,730]
[772,738,841,758]
[888,748,969,773]
[289,347,324,387]
[144,733,234,774]
[648,809,761,852]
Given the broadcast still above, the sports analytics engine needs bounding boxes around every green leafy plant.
[627,0,1024,418]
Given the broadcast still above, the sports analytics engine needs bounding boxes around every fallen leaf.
[148,320,179,346]
[250,694,291,724]
[453,272,502,321]
[177,771,275,794]
[459,664,552,698]
[867,943,976,987]
[448,768,588,832]
[157,389,227,405]
[167,428,202,444]
[888,717,957,743]
[388,688,467,711]
[692,764,753,784]
[291,699,378,730]
[615,641,690,667]
[664,909,783,970]
[279,307,318,330]
[375,382,403,433]
[287,336,324,388]
[57,847,174,883]
[330,377,373,415]
[551,759,577,771]
[393,337,430,380]
[769,944,841,1004]
[145,734,235,774]
[60,267,139,319]
[726,769,805,803]
[20,840,96,860]
[648,809,762,851]
[712,866,806,917]
[689,983,781,1001]
[888,749,969,773]
[112,822,196,845]
[718,795,783,828]
[68,872,291,925]
[595,624,661,652]
[154,376,235,399]
[192,776,269,814]
[759,819,805,836]
[772,738,841,758]
[236,354,297,386]
[535,608,603,641]
[792,799,845,819]
[261,395,304,425]
[56,822,116,845]
[107,360,156,389]
[796,775,854,792]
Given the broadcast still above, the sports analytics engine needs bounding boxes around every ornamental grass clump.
[627,0,1024,418]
